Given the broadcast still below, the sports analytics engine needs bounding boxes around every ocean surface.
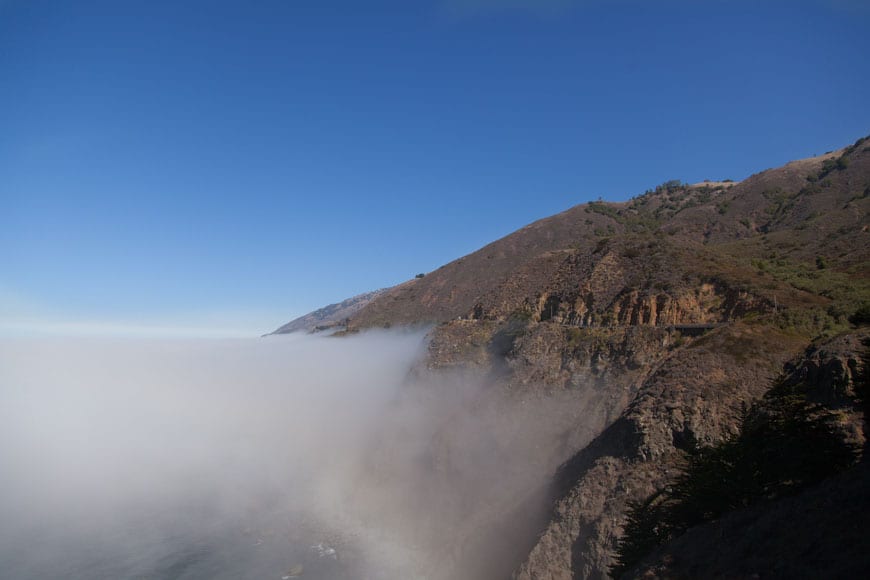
[0,500,388,579]
[0,334,426,579]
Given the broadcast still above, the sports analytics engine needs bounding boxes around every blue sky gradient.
[2,0,868,336]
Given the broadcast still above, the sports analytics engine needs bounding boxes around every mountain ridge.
[274,137,865,336]
[272,135,870,579]
[270,289,386,335]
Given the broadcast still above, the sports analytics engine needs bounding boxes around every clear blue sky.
[2,0,868,336]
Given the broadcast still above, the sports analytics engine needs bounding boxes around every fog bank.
[0,330,593,579]
[0,332,429,577]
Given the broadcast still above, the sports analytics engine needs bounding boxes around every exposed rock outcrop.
[514,323,807,580]
[623,330,869,580]
[270,136,870,579]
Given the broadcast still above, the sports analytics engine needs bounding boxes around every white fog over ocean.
[0,332,429,579]
[1,328,602,579]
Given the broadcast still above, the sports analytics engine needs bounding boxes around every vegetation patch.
[749,257,870,327]
[612,376,862,577]
[589,199,662,233]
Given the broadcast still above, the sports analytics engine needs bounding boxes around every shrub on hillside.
[611,381,859,577]
[849,303,870,326]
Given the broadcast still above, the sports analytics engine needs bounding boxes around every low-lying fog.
[0,330,598,579]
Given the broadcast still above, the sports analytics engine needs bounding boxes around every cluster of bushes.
[820,155,850,176]
[760,187,798,221]
[811,134,866,182]
[611,380,861,577]
[850,303,870,326]
[748,256,870,331]
[588,198,663,232]
[642,179,686,195]
[587,201,622,220]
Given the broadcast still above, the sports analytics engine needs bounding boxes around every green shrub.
[565,326,583,346]
[622,246,641,259]
[850,303,870,326]
[612,383,859,577]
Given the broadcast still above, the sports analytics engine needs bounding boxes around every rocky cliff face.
[624,330,868,580]
[626,460,870,580]
[273,136,870,578]
[513,323,809,580]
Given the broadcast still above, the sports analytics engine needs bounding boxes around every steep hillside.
[270,289,385,334]
[627,461,870,579]
[621,331,869,580]
[273,135,870,579]
[348,136,869,333]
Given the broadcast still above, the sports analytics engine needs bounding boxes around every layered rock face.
[274,136,870,578]
[346,320,867,580]
[513,323,809,580]
[623,330,869,580]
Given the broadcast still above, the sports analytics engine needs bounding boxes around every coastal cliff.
[275,136,870,578]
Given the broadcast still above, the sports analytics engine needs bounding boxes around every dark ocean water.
[0,502,387,580]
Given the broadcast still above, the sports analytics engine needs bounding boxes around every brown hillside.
[349,136,870,333]
[272,136,870,579]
